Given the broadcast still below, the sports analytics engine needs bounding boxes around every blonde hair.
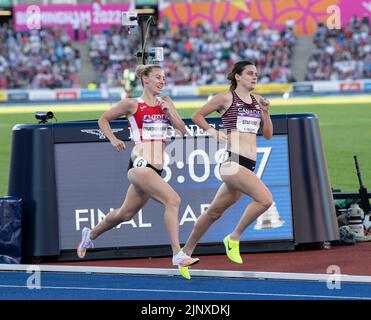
[135,64,162,85]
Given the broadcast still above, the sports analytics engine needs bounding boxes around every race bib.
[142,118,169,140]
[236,112,261,133]
[133,157,148,168]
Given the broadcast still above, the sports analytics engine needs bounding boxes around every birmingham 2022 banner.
[14,0,370,37]
[13,3,131,38]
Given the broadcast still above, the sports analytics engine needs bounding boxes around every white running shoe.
[172,250,199,267]
[77,227,94,258]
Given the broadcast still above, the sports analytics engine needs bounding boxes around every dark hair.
[227,61,255,91]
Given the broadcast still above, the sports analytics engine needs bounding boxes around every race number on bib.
[133,157,148,168]
[142,118,169,140]
[237,112,261,134]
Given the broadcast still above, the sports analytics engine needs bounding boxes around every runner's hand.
[207,128,228,144]
[111,138,126,152]
[258,97,270,112]
[160,96,173,112]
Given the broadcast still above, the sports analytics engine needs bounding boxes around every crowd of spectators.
[0,24,80,89]
[88,20,297,88]
[88,25,138,88]
[2,14,369,90]
[305,15,370,81]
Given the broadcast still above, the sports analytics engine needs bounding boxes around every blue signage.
[364,82,371,91]
[80,90,102,100]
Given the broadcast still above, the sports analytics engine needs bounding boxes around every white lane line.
[2,264,371,283]
[0,284,370,300]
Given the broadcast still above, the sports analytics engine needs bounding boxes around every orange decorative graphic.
[159,0,366,35]
[250,0,340,35]
[160,2,250,32]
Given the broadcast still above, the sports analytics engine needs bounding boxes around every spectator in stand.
[72,17,80,41]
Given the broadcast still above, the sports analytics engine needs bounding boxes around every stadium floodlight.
[35,111,54,124]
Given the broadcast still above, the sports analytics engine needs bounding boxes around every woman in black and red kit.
[181,61,273,273]
[77,64,199,279]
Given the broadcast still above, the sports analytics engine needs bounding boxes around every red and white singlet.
[128,97,170,145]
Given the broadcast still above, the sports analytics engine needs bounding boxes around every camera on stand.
[136,47,164,63]
[122,10,163,65]
[122,12,139,27]
[35,111,54,124]
[149,47,164,62]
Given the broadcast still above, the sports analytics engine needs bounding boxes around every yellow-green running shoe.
[223,234,243,264]
[175,249,200,280]
[178,266,191,280]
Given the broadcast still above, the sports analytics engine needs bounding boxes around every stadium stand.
[0,23,81,89]
[88,20,297,88]
[305,15,370,81]
[2,13,368,89]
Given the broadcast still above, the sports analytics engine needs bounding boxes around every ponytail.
[227,61,254,91]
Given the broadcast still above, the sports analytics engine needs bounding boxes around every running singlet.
[221,91,262,134]
[128,97,170,144]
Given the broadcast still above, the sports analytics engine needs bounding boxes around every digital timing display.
[55,135,293,250]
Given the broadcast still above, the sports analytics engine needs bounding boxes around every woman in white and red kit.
[77,64,199,279]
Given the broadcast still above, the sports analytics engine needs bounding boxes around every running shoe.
[173,250,199,280]
[178,266,191,280]
[172,250,200,267]
[223,234,243,264]
[77,227,94,258]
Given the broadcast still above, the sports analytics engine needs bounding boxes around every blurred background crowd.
[0,13,369,90]
[305,15,370,81]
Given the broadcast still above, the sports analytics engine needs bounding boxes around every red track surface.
[48,242,371,276]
